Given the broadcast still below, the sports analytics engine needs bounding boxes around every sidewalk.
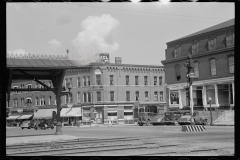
[212,120,234,126]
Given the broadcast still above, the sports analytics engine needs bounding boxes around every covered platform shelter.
[6,53,88,135]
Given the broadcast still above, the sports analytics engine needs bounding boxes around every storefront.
[60,107,82,126]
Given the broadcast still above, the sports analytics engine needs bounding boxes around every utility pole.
[184,54,195,124]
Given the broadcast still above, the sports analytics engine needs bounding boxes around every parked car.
[162,111,190,125]
[150,115,164,126]
[178,115,193,125]
[193,111,208,125]
[34,119,54,130]
[20,120,32,129]
[138,112,157,126]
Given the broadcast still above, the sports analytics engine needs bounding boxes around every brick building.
[161,18,234,111]
[7,56,166,125]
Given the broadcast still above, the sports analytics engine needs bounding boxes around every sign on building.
[100,53,109,63]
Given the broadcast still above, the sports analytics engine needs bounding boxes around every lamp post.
[209,97,213,126]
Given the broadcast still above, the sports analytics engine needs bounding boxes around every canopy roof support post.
[52,69,66,135]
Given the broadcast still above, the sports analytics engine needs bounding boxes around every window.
[83,93,87,102]
[77,77,81,87]
[66,94,69,104]
[144,76,148,85]
[226,34,234,47]
[154,76,157,85]
[192,42,198,54]
[170,90,178,104]
[175,64,181,81]
[96,75,101,85]
[154,92,158,101]
[110,91,114,101]
[135,76,139,85]
[35,97,39,106]
[145,91,148,101]
[159,92,163,101]
[126,91,130,101]
[229,56,234,73]
[49,96,51,105]
[69,78,73,88]
[174,46,181,58]
[13,86,18,94]
[126,76,129,85]
[83,77,87,86]
[48,81,52,88]
[13,99,18,107]
[20,98,24,107]
[69,93,73,103]
[135,91,139,101]
[110,75,114,85]
[97,92,101,101]
[87,76,90,86]
[27,84,32,92]
[65,79,68,87]
[194,62,199,78]
[40,97,44,106]
[54,96,56,105]
[159,77,162,85]
[210,59,216,76]
[88,92,91,102]
[77,92,81,103]
[208,38,216,51]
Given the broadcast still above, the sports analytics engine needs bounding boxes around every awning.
[33,108,57,119]
[60,108,72,117]
[17,114,33,120]
[7,115,21,120]
[65,107,81,117]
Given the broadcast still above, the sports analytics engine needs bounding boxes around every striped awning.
[60,108,72,117]
[33,108,57,119]
[17,114,33,120]
[65,107,81,117]
[7,115,21,120]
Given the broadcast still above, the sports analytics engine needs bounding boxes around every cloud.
[7,49,28,55]
[71,14,120,63]
[48,39,62,48]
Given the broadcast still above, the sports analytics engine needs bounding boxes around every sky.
[7,2,234,66]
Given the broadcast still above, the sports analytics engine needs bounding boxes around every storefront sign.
[169,86,184,90]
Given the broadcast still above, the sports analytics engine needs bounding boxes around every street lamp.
[208,97,213,126]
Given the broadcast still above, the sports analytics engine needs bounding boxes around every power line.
[81,4,229,21]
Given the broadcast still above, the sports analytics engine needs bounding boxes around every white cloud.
[71,14,120,62]
[48,39,62,48]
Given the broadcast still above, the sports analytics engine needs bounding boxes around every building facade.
[161,19,234,111]
[7,57,166,124]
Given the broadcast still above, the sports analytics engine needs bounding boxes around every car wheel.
[174,121,179,125]
[28,127,30,129]
[138,123,143,126]
[51,126,54,129]
[146,120,151,126]
[21,127,24,129]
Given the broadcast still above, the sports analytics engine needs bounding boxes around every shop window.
[96,75,101,85]
[135,91,139,101]
[144,76,148,85]
[175,64,181,81]
[154,76,157,85]
[126,91,130,101]
[208,38,216,51]
[226,34,234,47]
[97,92,101,101]
[192,42,198,54]
[170,90,179,104]
[210,59,216,76]
[228,56,234,74]
[194,62,199,78]
[126,76,129,85]
[154,92,158,101]
[135,76,139,85]
[110,75,114,85]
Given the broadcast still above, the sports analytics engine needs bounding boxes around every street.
[6,125,234,156]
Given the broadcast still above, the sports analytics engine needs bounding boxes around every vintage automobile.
[150,115,164,126]
[162,111,190,125]
[34,119,54,130]
[178,111,208,125]
[138,112,158,126]
[20,120,33,129]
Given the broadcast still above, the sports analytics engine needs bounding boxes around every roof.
[89,62,163,68]
[7,58,88,69]
[168,18,234,44]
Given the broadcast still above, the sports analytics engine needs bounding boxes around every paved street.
[6,124,234,156]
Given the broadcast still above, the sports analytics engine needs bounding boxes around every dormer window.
[192,42,198,54]
[174,46,181,58]
[208,38,216,51]
[226,34,234,47]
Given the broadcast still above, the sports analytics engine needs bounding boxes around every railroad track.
[7,137,234,156]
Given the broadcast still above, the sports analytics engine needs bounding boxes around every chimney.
[115,57,122,64]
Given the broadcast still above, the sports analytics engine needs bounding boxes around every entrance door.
[196,90,203,106]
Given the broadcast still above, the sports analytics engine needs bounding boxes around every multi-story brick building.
[7,56,166,125]
[161,18,234,111]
